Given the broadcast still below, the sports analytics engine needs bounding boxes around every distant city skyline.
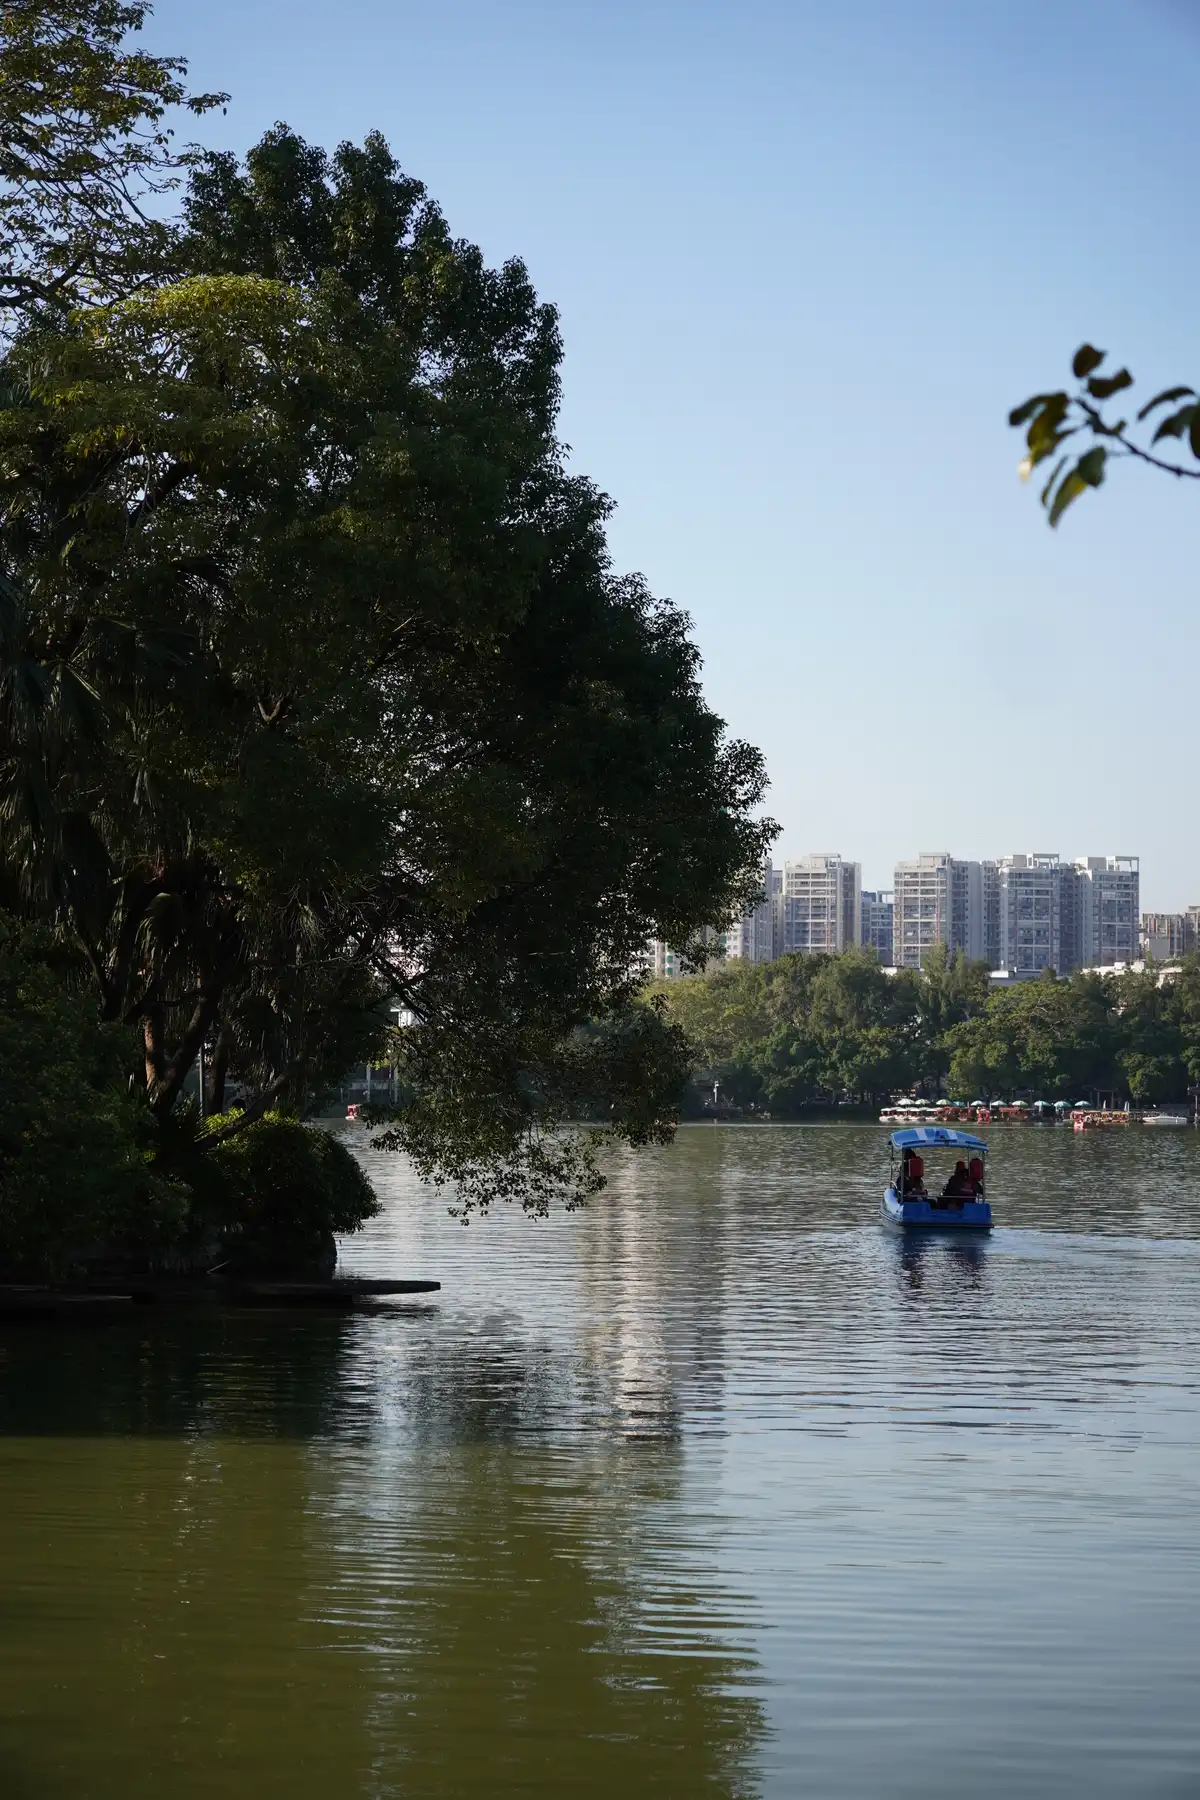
[654,868,1196,980]
[706,847,1146,977]
[767,838,1185,916]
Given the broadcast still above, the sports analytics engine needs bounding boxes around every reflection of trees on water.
[0,1307,766,1799]
[315,1277,765,1794]
[312,1435,765,1800]
[0,1310,359,1437]
[0,1346,369,1795]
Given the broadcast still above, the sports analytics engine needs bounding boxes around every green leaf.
[1009,393,1054,427]
[1038,455,1067,506]
[1026,394,1070,462]
[1046,448,1105,526]
[1086,369,1132,400]
[1072,344,1106,379]
[1136,385,1194,422]
[1152,403,1198,444]
[1028,428,1079,469]
[1075,445,1107,487]
[1032,393,1069,429]
[1047,470,1087,527]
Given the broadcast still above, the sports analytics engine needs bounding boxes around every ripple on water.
[0,1123,1199,1798]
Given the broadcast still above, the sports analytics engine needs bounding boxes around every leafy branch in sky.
[1010,343,1200,525]
[0,1,227,323]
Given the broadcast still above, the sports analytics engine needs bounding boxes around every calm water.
[2,1124,1200,1798]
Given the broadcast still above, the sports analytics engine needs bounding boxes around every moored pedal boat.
[882,1127,992,1231]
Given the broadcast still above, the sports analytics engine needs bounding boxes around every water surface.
[2,1124,1199,1797]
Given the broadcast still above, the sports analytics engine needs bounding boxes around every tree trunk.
[146,988,222,1116]
[205,1031,229,1115]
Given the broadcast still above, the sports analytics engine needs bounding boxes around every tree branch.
[128,458,193,526]
[1077,400,1200,481]
[256,693,292,727]
[192,1072,291,1150]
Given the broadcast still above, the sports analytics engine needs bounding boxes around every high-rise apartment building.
[991,853,1140,975]
[782,856,861,955]
[980,861,1001,971]
[1075,856,1140,967]
[1058,862,1083,975]
[1141,912,1194,961]
[725,866,783,963]
[860,890,895,965]
[893,850,1140,975]
[892,853,981,968]
[997,853,1067,977]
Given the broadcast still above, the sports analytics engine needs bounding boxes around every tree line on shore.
[645,947,1200,1113]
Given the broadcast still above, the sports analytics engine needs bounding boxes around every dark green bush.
[203,1112,380,1273]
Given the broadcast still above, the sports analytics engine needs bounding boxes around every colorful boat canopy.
[889,1126,988,1152]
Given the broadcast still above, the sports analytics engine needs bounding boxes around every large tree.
[0,5,771,1218]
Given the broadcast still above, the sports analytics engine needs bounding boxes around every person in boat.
[968,1156,985,1196]
[899,1149,926,1197]
[941,1159,974,1202]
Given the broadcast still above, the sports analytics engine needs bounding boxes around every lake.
[2,1123,1199,1798]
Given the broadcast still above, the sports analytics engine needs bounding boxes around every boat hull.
[881,1186,992,1231]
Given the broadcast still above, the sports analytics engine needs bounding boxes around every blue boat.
[882,1126,992,1231]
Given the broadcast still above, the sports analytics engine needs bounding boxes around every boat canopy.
[889,1126,987,1152]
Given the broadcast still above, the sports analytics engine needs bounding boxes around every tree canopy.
[649,951,1200,1112]
[0,1,772,1251]
[645,947,986,1112]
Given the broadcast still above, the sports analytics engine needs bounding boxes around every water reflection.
[316,1439,763,1799]
[0,1306,766,1800]
[0,1311,359,1438]
[575,1147,736,1440]
[893,1233,990,1295]
[4,1124,1200,1798]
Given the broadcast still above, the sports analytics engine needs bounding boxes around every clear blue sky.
[148,0,1200,907]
